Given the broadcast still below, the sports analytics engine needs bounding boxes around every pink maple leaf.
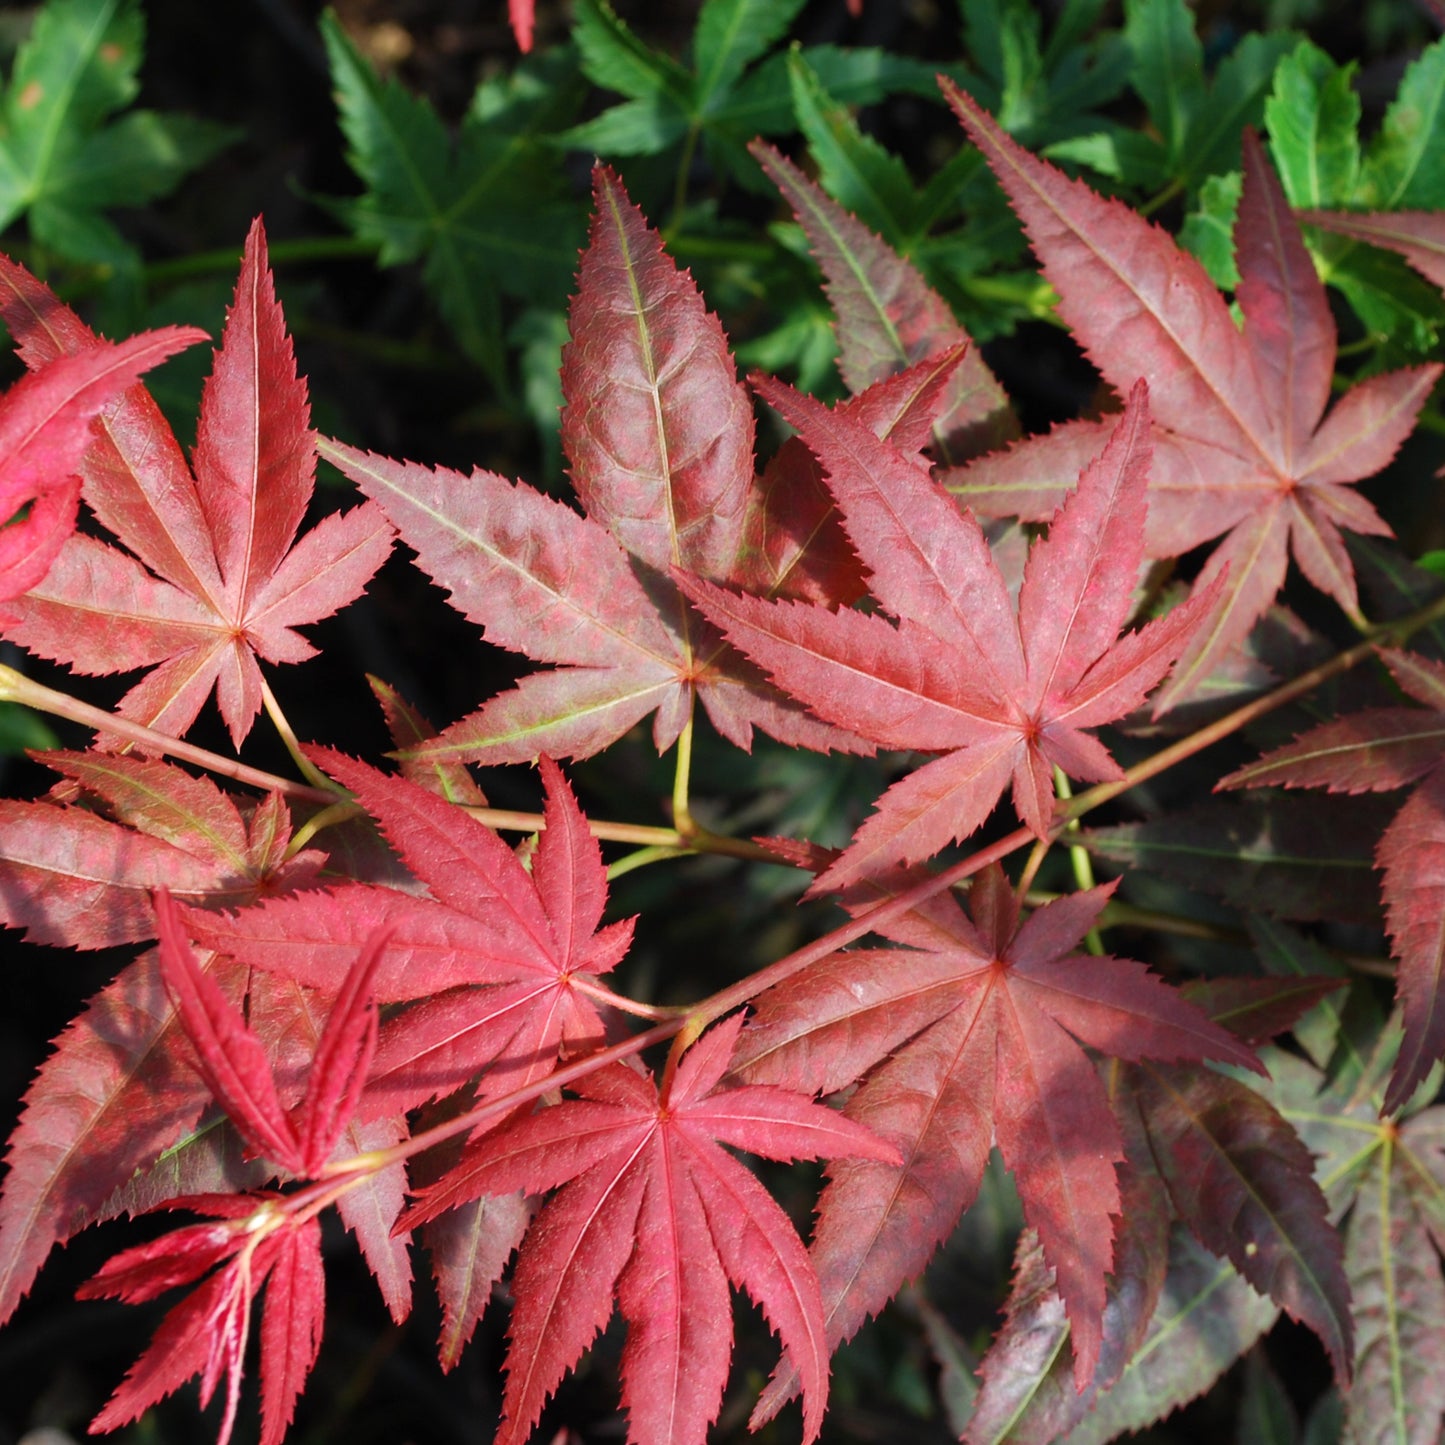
[404,1012,899,1445]
[0,220,394,746]
[680,380,1219,888]
[943,95,1440,705]
[0,320,205,619]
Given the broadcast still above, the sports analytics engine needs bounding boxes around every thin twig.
[0,665,336,805]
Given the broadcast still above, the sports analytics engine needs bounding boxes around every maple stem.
[260,677,333,792]
[1014,837,1049,900]
[571,976,688,1021]
[668,123,702,235]
[1138,176,1184,217]
[1053,770,1103,955]
[671,714,697,838]
[286,800,362,859]
[327,823,1041,1180]
[1059,587,1445,826]
[607,844,689,880]
[450,800,779,863]
[0,665,337,805]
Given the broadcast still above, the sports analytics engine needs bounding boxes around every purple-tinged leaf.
[1344,1152,1445,1444]
[1083,793,1395,924]
[750,140,1016,461]
[941,91,1440,703]
[1139,1064,1352,1381]
[1218,707,1445,794]
[1059,1232,1278,1445]
[1379,771,1445,1114]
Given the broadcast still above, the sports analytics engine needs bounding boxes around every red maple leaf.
[0,219,394,746]
[0,754,327,1327]
[966,974,1351,1441]
[152,887,388,1178]
[1221,646,1445,1110]
[679,379,1218,888]
[942,94,1441,705]
[0,749,325,948]
[730,864,1260,1395]
[317,166,964,769]
[78,887,392,1445]
[184,750,635,1120]
[750,139,1017,462]
[0,322,204,618]
[403,1012,899,1445]
[1300,208,1445,290]
[81,1194,323,1445]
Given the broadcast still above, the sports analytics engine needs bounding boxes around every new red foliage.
[0,222,394,746]
[79,887,392,1445]
[317,167,981,769]
[0,326,205,617]
[185,750,635,1120]
[681,381,1218,888]
[405,1013,899,1445]
[943,96,1440,705]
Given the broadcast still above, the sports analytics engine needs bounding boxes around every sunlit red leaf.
[406,1014,897,1445]
[0,327,203,616]
[0,223,393,745]
[319,165,878,768]
[942,95,1439,704]
[185,752,632,1120]
[682,382,1218,886]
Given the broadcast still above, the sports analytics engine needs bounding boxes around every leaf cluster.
[0,3,1444,1445]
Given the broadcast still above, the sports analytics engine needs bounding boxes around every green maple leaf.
[0,0,234,268]
[954,0,1130,150]
[320,10,585,385]
[1263,36,1445,358]
[559,0,936,186]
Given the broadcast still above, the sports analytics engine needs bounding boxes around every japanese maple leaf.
[1300,208,1445,290]
[508,0,534,50]
[0,219,394,746]
[184,750,634,1120]
[153,886,388,1178]
[1220,646,1445,1111]
[729,864,1260,1397]
[403,1012,899,1445]
[749,139,1017,462]
[965,978,1351,1442]
[318,165,961,769]
[0,754,328,1328]
[82,1194,324,1445]
[0,324,204,619]
[679,379,1218,889]
[77,888,392,1445]
[0,749,325,948]
[942,92,1441,705]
